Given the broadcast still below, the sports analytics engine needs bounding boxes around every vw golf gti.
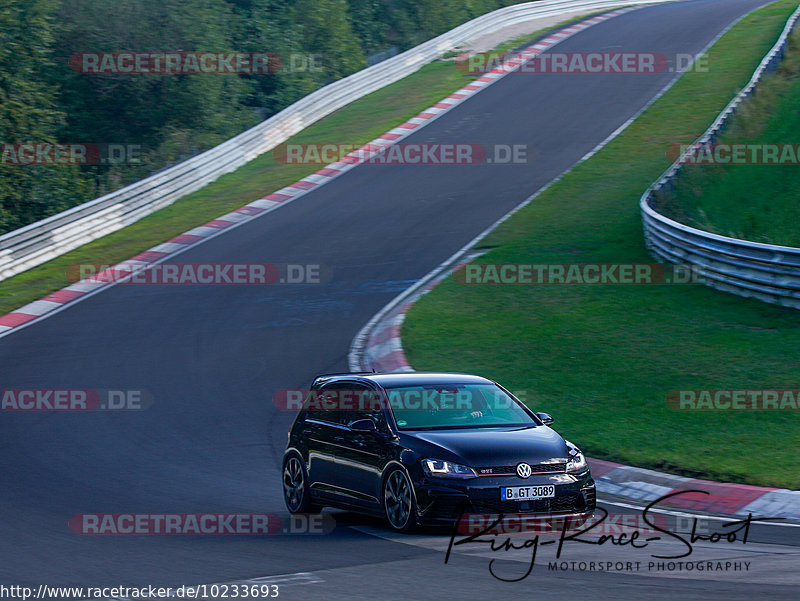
[282,372,595,532]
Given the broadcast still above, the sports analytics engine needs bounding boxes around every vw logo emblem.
[516,462,532,479]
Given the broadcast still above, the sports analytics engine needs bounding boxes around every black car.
[282,372,595,532]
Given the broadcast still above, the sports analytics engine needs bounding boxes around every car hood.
[408,426,569,467]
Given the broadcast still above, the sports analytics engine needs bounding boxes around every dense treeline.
[0,0,526,235]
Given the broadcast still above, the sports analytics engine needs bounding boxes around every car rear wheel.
[383,468,416,533]
[282,454,319,514]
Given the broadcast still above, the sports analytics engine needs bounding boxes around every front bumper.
[413,470,596,525]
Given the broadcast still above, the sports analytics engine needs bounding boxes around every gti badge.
[516,462,532,478]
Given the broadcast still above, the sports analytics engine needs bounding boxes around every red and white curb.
[0,7,637,340]
[590,459,800,519]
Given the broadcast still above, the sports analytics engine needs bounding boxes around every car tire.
[383,467,417,533]
[282,454,320,514]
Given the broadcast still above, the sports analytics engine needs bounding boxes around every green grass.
[403,0,800,489]
[0,21,575,317]
[656,28,800,245]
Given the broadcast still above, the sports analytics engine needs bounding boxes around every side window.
[307,381,383,426]
[309,381,384,427]
[305,385,343,424]
[344,384,386,429]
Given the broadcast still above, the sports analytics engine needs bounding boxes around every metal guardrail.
[0,0,676,283]
[641,4,800,310]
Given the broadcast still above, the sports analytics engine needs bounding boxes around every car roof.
[312,372,495,389]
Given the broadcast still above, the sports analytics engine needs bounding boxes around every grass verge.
[0,19,584,317]
[403,0,800,489]
[656,27,800,245]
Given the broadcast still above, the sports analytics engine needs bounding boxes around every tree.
[0,0,88,233]
[52,0,258,175]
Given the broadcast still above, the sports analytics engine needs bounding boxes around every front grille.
[471,498,550,513]
[477,462,566,476]
[551,493,586,513]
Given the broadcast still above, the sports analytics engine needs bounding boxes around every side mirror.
[536,412,554,426]
[349,418,377,432]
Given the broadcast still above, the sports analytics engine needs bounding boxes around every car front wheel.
[282,454,319,514]
[383,468,417,533]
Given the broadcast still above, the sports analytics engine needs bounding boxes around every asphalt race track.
[2,1,798,598]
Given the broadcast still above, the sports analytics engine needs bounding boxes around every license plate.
[501,484,555,501]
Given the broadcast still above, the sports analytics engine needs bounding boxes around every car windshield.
[385,384,536,430]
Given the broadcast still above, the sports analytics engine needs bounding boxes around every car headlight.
[565,441,588,473]
[422,458,477,479]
